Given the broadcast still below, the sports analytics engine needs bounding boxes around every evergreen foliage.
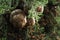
[0,0,60,40]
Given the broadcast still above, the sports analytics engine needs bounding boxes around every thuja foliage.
[25,0,48,40]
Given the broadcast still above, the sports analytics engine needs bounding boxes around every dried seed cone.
[10,9,27,28]
[36,6,44,12]
[27,17,35,26]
